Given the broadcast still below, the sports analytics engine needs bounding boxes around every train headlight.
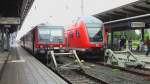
[96,44,99,47]
[39,45,44,48]
[60,45,63,48]
[36,45,39,48]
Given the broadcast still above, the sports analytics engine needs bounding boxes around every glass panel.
[38,26,64,43]
[86,23,102,42]
[76,30,80,37]
[87,27,100,38]
[38,28,50,43]
[50,29,64,42]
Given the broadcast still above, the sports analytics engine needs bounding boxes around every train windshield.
[38,27,64,43]
[50,29,64,43]
[82,16,103,43]
[86,23,102,42]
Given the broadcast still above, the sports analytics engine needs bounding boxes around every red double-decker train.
[65,16,107,59]
[65,16,107,48]
[21,16,107,60]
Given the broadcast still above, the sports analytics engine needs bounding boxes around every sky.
[16,0,138,41]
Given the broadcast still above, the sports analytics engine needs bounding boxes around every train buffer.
[105,49,145,68]
[47,49,88,70]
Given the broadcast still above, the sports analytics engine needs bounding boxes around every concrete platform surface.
[0,46,67,84]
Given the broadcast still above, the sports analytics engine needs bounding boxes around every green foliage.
[113,31,140,40]
[144,30,149,40]
[125,31,140,40]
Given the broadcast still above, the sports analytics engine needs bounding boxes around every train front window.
[50,29,64,43]
[86,23,102,42]
[38,28,50,42]
[38,27,64,43]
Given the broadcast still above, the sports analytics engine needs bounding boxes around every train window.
[70,31,73,38]
[87,27,100,37]
[82,16,103,42]
[76,30,80,37]
[38,28,50,42]
[38,27,64,43]
[50,29,64,42]
[86,23,103,42]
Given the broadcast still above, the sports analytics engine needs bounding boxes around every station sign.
[0,17,20,24]
[131,22,145,28]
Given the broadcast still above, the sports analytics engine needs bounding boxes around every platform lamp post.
[0,16,2,51]
[4,25,11,51]
[81,0,84,16]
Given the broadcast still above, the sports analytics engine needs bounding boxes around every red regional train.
[21,16,107,60]
[20,24,65,59]
[65,16,107,59]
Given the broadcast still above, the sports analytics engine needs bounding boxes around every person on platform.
[119,36,126,50]
[139,40,144,52]
[144,37,150,56]
[128,37,132,51]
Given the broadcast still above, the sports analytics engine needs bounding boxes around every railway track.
[50,56,150,84]
[56,69,107,84]
[82,62,150,84]
[47,57,108,84]
[94,62,150,77]
[37,51,150,84]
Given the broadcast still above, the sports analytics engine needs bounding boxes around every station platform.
[0,46,67,84]
[117,51,150,64]
[133,52,150,63]
[115,52,150,62]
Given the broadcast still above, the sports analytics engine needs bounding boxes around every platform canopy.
[0,0,34,33]
[94,0,150,31]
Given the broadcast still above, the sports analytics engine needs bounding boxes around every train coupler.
[47,49,87,70]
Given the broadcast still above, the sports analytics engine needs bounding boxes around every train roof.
[81,16,103,24]
[38,26,64,29]
[37,24,64,29]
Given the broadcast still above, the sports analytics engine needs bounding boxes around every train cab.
[65,16,107,59]
[21,24,65,56]
[65,16,107,49]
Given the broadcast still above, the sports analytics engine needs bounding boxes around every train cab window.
[50,29,64,43]
[76,30,80,37]
[70,31,73,38]
[82,16,103,43]
[38,26,64,43]
[86,23,103,42]
[38,28,50,42]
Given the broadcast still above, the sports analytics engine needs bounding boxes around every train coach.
[65,16,107,60]
[20,24,65,59]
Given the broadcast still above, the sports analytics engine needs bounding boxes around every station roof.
[94,0,150,22]
[0,0,34,33]
[94,0,150,31]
